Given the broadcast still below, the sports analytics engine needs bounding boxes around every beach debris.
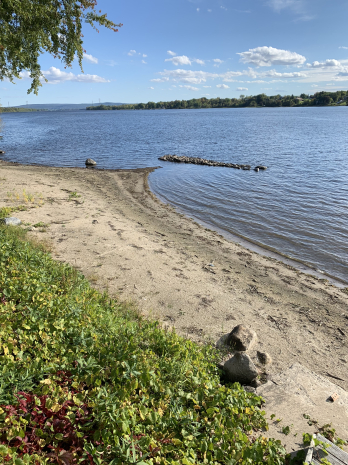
[85,158,97,166]
[1,217,21,226]
[227,324,257,351]
[257,351,273,366]
[329,393,339,402]
[223,352,259,384]
[159,155,267,171]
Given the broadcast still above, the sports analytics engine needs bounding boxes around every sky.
[2,0,348,105]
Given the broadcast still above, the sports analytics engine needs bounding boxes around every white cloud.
[207,9,212,12]
[267,0,302,12]
[151,77,170,82]
[143,54,147,58]
[306,59,341,69]
[149,87,154,90]
[83,53,98,64]
[179,85,199,91]
[220,6,227,10]
[128,50,136,56]
[238,46,306,67]
[191,58,205,65]
[237,87,248,91]
[192,59,205,65]
[142,60,147,64]
[339,46,348,50]
[167,50,176,56]
[203,85,211,88]
[311,84,318,87]
[197,8,200,11]
[165,55,192,66]
[336,69,348,77]
[222,71,245,81]
[19,67,110,84]
[262,69,307,78]
[216,84,230,89]
[158,69,220,84]
[267,0,314,21]
[213,58,224,64]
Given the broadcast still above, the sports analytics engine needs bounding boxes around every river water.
[1,107,347,283]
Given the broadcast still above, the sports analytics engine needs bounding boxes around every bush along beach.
[0,225,286,464]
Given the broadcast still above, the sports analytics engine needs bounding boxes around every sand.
[1,160,347,409]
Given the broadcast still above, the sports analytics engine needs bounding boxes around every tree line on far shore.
[86,90,348,111]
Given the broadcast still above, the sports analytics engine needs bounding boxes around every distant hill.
[13,103,126,111]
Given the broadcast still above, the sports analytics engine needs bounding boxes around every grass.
[0,206,28,219]
[0,226,287,464]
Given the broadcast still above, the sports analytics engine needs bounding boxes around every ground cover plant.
[0,225,287,464]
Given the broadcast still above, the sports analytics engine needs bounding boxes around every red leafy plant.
[0,371,99,464]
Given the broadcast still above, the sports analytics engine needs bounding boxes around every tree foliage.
[87,90,348,111]
[0,0,122,94]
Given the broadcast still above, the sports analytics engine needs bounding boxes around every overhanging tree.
[0,0,122,94]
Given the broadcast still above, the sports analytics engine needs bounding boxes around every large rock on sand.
[224,353,259,384]
[85,158,97,166]
[1,217,21,226]
[227,324,257,351]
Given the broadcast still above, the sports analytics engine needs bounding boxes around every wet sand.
[1,160,347,391]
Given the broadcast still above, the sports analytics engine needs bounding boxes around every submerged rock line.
[159,154,267,171]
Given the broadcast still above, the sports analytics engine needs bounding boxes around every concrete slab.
[256,364,348,454]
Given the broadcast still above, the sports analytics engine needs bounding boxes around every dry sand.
[1,160,348,448]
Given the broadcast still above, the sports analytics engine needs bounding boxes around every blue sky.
[2,0,348,105]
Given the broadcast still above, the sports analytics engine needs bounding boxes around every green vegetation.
[0,108,44,113]
[86,91,348,111]
[0,1,122,94]
[0,226,287,464]
[0,206,28,219]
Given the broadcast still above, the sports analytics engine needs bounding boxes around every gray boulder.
[1,217,21,226]
[255,165,267,170]
[85,158,97,166]
[224,352,259,384]
[227,324,257,351]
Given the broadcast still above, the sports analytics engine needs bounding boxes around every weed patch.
[0,228,286,464]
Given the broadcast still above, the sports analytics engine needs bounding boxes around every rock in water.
[227,324,257,351]
[224,353,259,384]
[255,165,267,170]
[1,217,22,226]
[85,158,97,166]
[0,150,5,155]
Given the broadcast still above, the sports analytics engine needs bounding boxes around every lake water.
[1,108,348,283]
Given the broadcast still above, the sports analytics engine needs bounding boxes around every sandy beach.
[1,160,348,449]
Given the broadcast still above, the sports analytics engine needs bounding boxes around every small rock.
[257,351,272,365]
[254,167,259,172]
[227,324,257,351]
[243,385,256,394]
[224,352,259,384]
[0,150,5,155]
[255,165,267,170]
[1,217,21,226]
[85,158,97,166]
[92,219,98,224]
